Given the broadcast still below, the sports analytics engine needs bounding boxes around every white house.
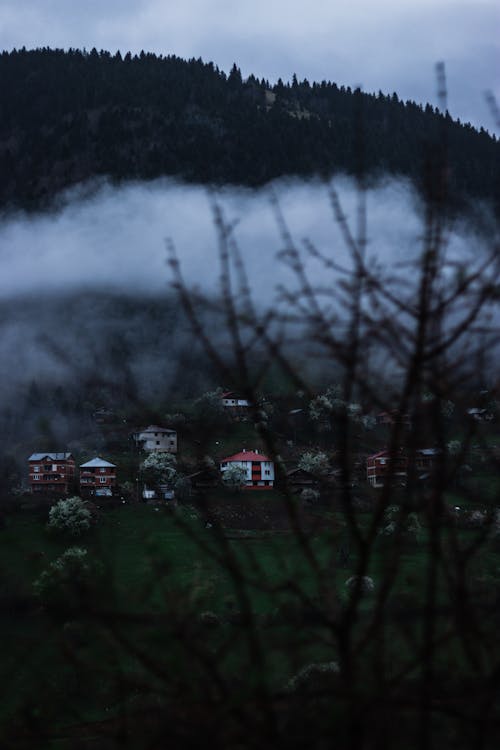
[220,449,274,490]
[133,425,177,453]
[221,391,252,408]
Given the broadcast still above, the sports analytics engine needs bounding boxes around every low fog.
[0,175,493,301]
[0,175,497,464]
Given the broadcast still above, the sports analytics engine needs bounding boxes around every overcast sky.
[0,0,498,132]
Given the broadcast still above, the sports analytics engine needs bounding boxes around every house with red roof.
[366,449,408,488]
[221,391,252,409]
[220,449,275,490]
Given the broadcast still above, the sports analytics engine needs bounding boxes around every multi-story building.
[28,452,75,494]
[220,449,274,490]
[366,448,439,487]
[133,425,177,453]
[80,457,117,497]
[366,450,408,488]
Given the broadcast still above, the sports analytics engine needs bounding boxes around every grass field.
[1,499,499,742]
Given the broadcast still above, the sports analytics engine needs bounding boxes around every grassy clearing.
[1,501,498,736]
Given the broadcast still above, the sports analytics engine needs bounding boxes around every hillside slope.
[0,47,498,210]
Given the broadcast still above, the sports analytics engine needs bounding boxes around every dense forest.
[0,47,498,210]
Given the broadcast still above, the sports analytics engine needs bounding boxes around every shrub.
[301,488,320,504]
[222,464,248,488]
[199,611,220,627]
[141,452,177,484]
[345,576,375,594]
[173,474,191,501]
[298,451,330,475]
[286,661,340,692]
[379,506,422,541]
[33,546,102,612]
[48,496,92,536]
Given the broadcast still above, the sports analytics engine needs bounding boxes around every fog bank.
[0,175,493,304]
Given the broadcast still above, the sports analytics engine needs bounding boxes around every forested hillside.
[0,47,498,210]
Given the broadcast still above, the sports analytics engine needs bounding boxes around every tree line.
[0,47,498,210]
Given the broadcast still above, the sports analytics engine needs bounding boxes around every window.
[33,465,40,472]
[100,468,106,473]
[265,470,270,476]
[52,464,57,471]
[156,441,160,445]
[99,477,107,484]
[33,475,40,480]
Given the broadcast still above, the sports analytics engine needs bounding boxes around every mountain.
[0,47,498,211]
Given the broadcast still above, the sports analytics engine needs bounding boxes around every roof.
[287,467,316,477]
[367,450,391,460]
[80,457,116,468]
[139,425,175,434]
[28,452,73,461]
[221,450,271,463]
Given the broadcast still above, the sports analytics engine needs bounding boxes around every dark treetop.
[0,47,498,210]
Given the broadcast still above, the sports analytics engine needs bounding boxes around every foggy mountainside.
[0,174,496,476]
[0,290,216,477]
[1,31,500,749]
[0,47,499,211]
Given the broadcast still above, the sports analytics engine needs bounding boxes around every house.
[220,449,274,490]
[80,457,117,496]
[28,453,75,494]
[92,408,116,424]
[415,448,440,472]
[376,411,411,428]
[221,391,252,409]
[142,483,175,502]
[467,408,494,422]
[286,467,320,493]
[142,484,175,501]
[366,448,440,487]
[133,425,177,453]
[366,450,408,488]
[186,467,220,494]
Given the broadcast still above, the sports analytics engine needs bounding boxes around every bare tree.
[4,68,499,750]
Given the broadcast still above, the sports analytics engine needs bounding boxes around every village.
[20,386,498,528]
[3,381,499,747]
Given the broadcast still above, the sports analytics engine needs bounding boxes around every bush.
[298,451,330,475]
[300,488,320,504]
[222,464,247,488]
[345,576,375,594]
[379,506,422,541]
[33,547,103,613]
[48,496,92,536]
[141,452,177,484]
[286,661,340,692]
